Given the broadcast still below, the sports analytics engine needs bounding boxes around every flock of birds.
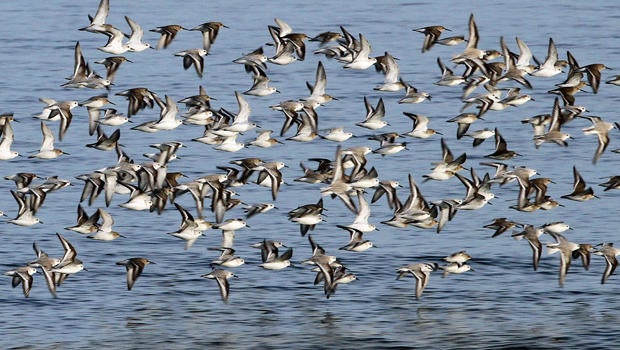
[4,0,620,303]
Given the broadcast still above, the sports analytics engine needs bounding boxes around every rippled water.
[2,1,620,349]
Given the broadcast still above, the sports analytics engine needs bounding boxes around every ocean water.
[1,1,620,349]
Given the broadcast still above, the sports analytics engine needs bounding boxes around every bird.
[484,218,522,238]
[438,262,473,278]
[434,57,466,86]
[337,225,375,252]
[8,189,43,226]
[302,61,335,108]
[151,24,186,49]
[124,16,152,52]
[356,96,388,130]
[116,258,154,290]
[88,208,123,241]
[396,263,438,300]
[201,269,237,302]
[561,166,597,201]
[402,112,441,139]
[115,87,158,118]
[546,232,580,287]
[373,51,405,91]
[94,56,131,83]
[530,38,564,78]
[398,79,431,104]
[209,247,245,268]
[96,24,130,55]
[4,266,37,297]
[258,246,293,270]
[343,33,377,69]
[0,121,19,160]
[167,202,211,250]
[486,128,520,160]
[190,21,228,52]
[593,243,620,284]
[79,0,110,33]
[580,115,614,164]
[175,49,208,77]
[65,204,100,234]
[50,233,86,280]
[413,25,450,53]
[511,225,544,271]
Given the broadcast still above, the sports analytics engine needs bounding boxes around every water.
[1,0,620,348]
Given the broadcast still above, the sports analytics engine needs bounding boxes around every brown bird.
[116,258,154,291]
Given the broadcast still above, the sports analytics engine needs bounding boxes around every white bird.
[396,262,438,300]
[530,38,564,78]
[249,130,282,148]
[79,0,109,33]
[338,225,375,252]
[223,91,258,133]
[320,127,353,142]
[402,112,441,139]
[0,121,19,160]
[29,122,67,159]
[97,25,130,55]
[88,208,123,241]
[151,95,182,131]
[344,33,377,69]
[124,16,152,52]
[243,69,278,96]
[374,51,404,91]
[356,96,388,130]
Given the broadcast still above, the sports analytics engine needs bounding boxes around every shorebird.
[288,198,325,236]
[438,262,473,278]
[435,57,466,86]
[486,128,520,160]
[593,243,620,284]
[94,56,131,84]
[65,204,100,234]
[374,51,405,91]
[116,258,154,290]
[151,24,186,49]
[8,189,43,226]
[512,225,545,271]
[561,166,597,201]
[302,61,335,108]
[79,0,109,33]
[209,247,245,268]
[115,87,158,118]
[50,233,86,279]
[356,96,388,130]
[124,16,152,52]
[546,232,580,287]
[396,262,438,300]
[338,225,374,252]
[201,269,237,302]
[190,21,228,52]
[0,121,19,160]
[343,33,377,69]
[530,38,564,77]
[4,266,37,297]
[175,49,208,77]
[413,25,450,53]
[579,115,614,164]
[88,208,122,241]
[484,218,522,238]
[398,79,431,104]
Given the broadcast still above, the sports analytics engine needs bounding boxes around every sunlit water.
[1,1,620,349]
